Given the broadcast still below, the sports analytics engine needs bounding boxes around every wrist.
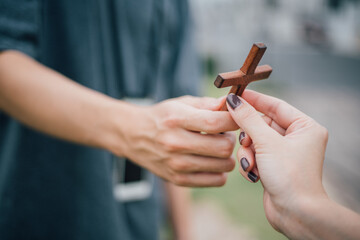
[95,99,133,156]
[275,192,329,239]
[100,100,154,158]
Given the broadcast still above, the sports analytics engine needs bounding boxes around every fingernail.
[239,132,245,145]
[240,157,249,171]
[226,93,242,110]
[248,171,258,182]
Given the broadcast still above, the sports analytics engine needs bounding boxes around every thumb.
[177,95,223,111]
[226,93,277,144]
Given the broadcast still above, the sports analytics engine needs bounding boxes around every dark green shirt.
[0,0,199,239]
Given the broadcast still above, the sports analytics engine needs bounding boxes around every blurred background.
[188,0,360,239]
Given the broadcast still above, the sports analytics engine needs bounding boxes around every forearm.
[165,183,192,240]
[281,196,360,240]
[0,50,130,154]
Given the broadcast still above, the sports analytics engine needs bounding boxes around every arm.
[0,50,238,187]
[284,196,360,239]
[165,183,192,240]
[226,90,360,240]
[0,50,124,151]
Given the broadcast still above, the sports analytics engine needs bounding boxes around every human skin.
[164,183,192,240]
[226,91,360,240]
[0,50,238,187]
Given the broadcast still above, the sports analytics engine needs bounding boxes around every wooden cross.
[214,43,272,111]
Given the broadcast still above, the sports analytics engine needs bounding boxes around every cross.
[214,43,273,111]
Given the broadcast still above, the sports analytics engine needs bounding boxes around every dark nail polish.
[239,132,245,145]
[226,93,242,110]
[240,157,249,171]
[248,171,258,182]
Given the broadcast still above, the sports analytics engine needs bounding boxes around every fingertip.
[216,172,228,187]
[203,96,224,111]
[240,157,250,172]
[227,93,276,144]
[228,156,236,172]
[239,131,252,147]
[247,171,259,183]
[226,93,242,112]
[238,168,259,183]
[237,146,259,183]
[216,95,227,111]
[217,95,227,102]
[239,131,245,144]
[237,147,255,171]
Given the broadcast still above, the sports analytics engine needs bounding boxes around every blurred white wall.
[191,0,360,71]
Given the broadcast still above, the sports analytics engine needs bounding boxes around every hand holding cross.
[214,43,272,111]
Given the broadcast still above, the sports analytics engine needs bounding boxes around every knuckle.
[162,114,180,128]
[158,134,182,152]
[165,141,182,152]
[270,99,286,115]
[239,106,258,122]
[169,159,190,172]
[220,137,235,158]
[179,95,193,102]
[277,99,287,109]
[173,174,188,186]
[204,117,220,131]
[201,96,212,101]
[201,96,216,106]
[221,146,233,158]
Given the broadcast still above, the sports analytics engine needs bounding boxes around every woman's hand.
[226,90,330,237]
[227,90,360,240]
[110,96,238,187]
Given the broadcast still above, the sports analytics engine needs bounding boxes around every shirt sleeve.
[0,0,40,58]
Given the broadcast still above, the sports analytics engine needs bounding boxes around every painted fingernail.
[226,93,242,110]
[239,132,245,145]
[240,157,249,171]
[248,171,258,182]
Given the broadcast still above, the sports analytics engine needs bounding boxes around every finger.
[240,116,286,147]
[242,90,308,130]
[177,95,223,111]
[170,155,235,173]
[237,146,260,183]
[239,131,252,147]
[215,96,227,111]
[180,108,239,134]
[174,172,228,187]
[250,143,255,153]
[249,167,260,183]
[237,146,255,172]
[165,130,236,159]
[226,93,279,144]
[262,115,286,136]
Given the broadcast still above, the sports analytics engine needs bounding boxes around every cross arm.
[214,64,272,88]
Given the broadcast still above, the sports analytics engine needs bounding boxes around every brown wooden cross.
[214,43,272,111]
